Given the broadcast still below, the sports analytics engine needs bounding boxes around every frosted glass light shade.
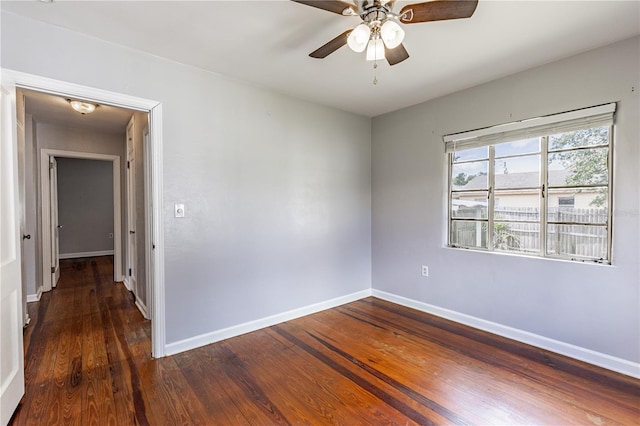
[69,100,97,114]
[366,38,385,61]
[347,24,371,53]
[380,20,405,49]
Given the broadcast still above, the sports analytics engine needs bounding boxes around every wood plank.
[11,257,640,425]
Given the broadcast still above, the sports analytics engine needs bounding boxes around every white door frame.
[2,69,166,358]
[40,150,122,289]
[143,126,153,321]
[125,117,137,293]
[49,156,60,287]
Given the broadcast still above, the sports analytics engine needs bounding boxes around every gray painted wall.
[372,36,640,363]
[1,12,372,344]
[56,158,114,256]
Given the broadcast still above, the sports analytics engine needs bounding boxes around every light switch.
[175,203,185,218]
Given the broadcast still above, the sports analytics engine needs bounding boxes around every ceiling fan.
[292,0,479,66]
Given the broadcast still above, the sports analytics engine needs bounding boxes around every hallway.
[11,257,150,424]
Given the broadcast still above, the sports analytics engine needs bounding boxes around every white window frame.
[444,103,615,264]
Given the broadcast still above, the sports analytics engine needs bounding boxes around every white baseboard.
[122,277,132,291]
[59,250,114,259]
[26,289,42,303]
[135,298,149,320]
[165,289,373,356]
[372,289,640,379]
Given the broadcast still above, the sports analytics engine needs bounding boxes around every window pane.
[547,188,608,221]
[495,137,540,158]
[494,221,540,254]
[546,224,608,260]
[548,148,608,186]
[494,191,540,221]
[450,220,487,248]
[451,160,488,190]
[453,146,488,162]
[494,154,540,189]
[451,192,488,219]
[548,126,609,151]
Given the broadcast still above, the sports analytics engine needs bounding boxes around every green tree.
[549,127,609,207]
[453,172,473,186]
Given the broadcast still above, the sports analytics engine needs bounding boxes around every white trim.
[135,298,149,320]
[40,154,52,292]
[165,289,372,356]
[59,250,114,259]
[149,104,165,358]
[122,277,132,291]
[125,116,137,297]
[142,128,154,319]
[26,292,41,303]
[372,289,640,379]
[1,70,154,112]
[2,69,165,359]
[40,150,122,287]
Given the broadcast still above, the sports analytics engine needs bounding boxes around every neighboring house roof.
[455,170,571,190]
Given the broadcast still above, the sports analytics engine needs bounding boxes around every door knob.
[129,230,136,234]
[57,225,63,229]
[23,234,31,240]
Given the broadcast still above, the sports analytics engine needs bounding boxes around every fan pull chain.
[373,61,378,85]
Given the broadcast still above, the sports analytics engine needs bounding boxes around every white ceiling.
[21,88,135,133]
[3,1,639,117]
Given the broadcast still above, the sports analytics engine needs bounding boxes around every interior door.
[50,157,60,287]
[143,126,153,319]
[16,90,29,326]
[126,117,137,294]
[0,84,25,425]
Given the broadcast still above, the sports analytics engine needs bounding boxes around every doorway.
[4,69,166,358]
[40,150,122,292]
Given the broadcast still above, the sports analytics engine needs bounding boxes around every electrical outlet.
[421,265,429,277]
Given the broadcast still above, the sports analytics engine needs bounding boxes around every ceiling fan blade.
[400,0,478,24]
[309,30,351,58]
[291,0,357,16]
[385,43,409,66]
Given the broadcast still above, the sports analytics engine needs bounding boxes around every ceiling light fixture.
[294,0,479,84]
[67,99,98,115]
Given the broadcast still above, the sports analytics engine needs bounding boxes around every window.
[445,104,614,263]
[558,196,575,207]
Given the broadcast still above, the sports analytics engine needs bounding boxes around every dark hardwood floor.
[10,256,640,425]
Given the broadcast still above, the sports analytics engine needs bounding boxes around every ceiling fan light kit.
[366,38,385,61]
[293,0,479,74]
[347,23,371,52]
[380,19,404,49]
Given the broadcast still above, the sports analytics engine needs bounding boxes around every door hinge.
[129,268,132,276]
[127,161,130,169]
[51,266,55,273]
[49,162,54,170]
